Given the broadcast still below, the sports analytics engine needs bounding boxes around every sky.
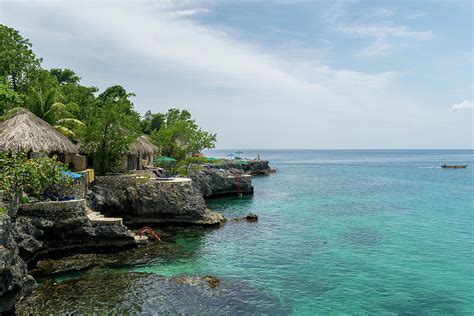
[1,0,472,149]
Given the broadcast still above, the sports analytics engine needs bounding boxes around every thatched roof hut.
[0,108,78,154]
[128,135,159,155]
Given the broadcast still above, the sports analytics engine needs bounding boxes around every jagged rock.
[246,213,258,222]
[89,175,224,226]
[207,160,274,175]
[190,169,254,198]
[0,215,35,313]
[14,200,137,265]
[203,276,220,288]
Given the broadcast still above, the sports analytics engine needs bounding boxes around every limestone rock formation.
[190,169,254,198]
[13,200,137,265]
[0,215,35,313]
[89,175,224,226]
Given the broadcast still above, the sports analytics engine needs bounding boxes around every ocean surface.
[25,150,474,315]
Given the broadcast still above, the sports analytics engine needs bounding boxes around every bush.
[0,150,73,199]
[0,207,6,216]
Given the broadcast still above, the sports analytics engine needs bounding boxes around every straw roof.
[0,108,78,154]
[128,135,159,155]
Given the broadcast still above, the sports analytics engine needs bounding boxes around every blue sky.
[1,0,472,148]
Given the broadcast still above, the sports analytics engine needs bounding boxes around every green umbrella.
[205,157,221,161]
[154,156,177,162]
[235,161,249,165]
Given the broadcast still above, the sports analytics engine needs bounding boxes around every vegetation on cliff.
[0,24,216,174]
[0,151,72,198]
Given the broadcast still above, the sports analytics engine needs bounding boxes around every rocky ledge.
[0,215,35,314]
[14,199,138,265]
[207,160,274,175]
[190,169,254,198]
[89,175,224,227]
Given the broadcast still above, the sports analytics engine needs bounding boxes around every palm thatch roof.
[128,135,159,155]
[0,108,78,154]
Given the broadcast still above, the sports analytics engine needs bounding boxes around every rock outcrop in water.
[208,160,274,175]
[190,169,254,198]
[0,215,35,313]
[89,175,224,226]
[13,199,138,265]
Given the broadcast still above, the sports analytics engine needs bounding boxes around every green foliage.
[50,68,80,85]
[0,76,23,115]
[141,110,165,135]
[0,24,42,91]
[0,207,6,216]
[83,97,141,175]
[0,151,72,198]
[0,25,218,175]
[150,108,216,160]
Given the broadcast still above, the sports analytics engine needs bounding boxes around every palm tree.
[3,88,85,142]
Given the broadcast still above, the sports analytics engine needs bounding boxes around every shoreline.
[0,159,273,314]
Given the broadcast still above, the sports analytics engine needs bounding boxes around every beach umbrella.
[235,151,244,154]
[154,156,177,163]
[192,153,204,157]
[206,157,220,162]
[235,161,249,165]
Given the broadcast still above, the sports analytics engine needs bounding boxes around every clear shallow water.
[28,150,474,315]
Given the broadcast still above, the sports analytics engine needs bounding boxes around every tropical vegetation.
[0,24,216,175]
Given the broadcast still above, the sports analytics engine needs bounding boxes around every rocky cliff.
[14,199,138,265]
[0,215,35,313]
[208,160,274,175]
[190,169,254,198]
[89,175,224,226]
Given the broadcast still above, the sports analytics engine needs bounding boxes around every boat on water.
[441,164,468,169]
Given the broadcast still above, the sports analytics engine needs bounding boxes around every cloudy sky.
[1,0,472,149]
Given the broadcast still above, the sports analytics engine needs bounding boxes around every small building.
[0,108,86,170]
[123,135,160,171]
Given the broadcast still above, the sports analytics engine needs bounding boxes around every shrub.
[0,150,73,199]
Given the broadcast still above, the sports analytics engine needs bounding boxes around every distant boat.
[441,164,468,169]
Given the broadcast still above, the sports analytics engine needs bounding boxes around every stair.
[87,211,123,225]
[85,208,148,245]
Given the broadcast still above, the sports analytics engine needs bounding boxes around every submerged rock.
[90,175,224,227]
[0,215,35,313]
[190,169,254,198]
[16,272,289,315]
[245,213,258,222]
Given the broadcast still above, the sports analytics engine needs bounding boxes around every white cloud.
[0,0,469,148]
[451,99,474,111]
[338,24,433,56]
[170,8,210,17]
[367,8,395,18]
[325,2,433,57]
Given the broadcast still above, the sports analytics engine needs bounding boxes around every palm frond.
[54,125,77,140]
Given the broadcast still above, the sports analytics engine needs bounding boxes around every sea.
[22,150,474,315]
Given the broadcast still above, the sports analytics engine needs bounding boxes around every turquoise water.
[200,150,473,314]
[32,150,474,314]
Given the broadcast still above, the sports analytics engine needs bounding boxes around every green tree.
[50,68,80,85]
[98,85,136,114]
[151,108,216,160]
[83,87,141,175]
[0,24,42,91]
[0,76,23,115]
[141,110,165,134]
